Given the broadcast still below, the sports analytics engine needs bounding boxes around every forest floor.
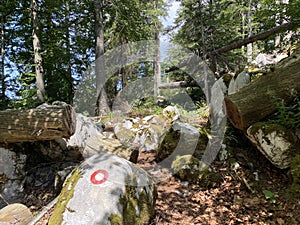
[137,148,300,225]
[25,129,299,225]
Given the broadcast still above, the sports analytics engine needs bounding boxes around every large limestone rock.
[0,148,26,208]
[247,123,299,169]
[171,155,222,187]
[171,155,208,182]
[114,114,171,151]
[156,120,208,164]
[66,113,102,153]
[49,153,157,225]
[83,134,139,163]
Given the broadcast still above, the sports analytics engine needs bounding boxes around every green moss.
[291,154,300,185]
[48,168,82,225]
[284,154,300,200]
[109,176,156,225]
[171,155,208,182]
[249,122,297,144]
[156,128,180,161]
[136,187,156,223]
[0,174,8,186]
[108,214,123,225]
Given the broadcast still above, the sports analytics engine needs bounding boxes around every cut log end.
[0,203,33,225]
[224,96,244,130]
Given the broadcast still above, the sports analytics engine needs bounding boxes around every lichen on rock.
[48,167,82,225]
[109,175,156,225]
[171,154,208,182]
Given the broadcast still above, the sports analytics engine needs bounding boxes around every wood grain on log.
[0,104,76,143]
[159,81,199,89]
[224,48,300,130]
[0,203,33,225]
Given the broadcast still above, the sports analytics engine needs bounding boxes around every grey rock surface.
[0,148,26,208]
[49,153,156,225]
[66,113,102,155]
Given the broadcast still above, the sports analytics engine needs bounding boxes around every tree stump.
[0,104,76,143]
[0,203,33,225]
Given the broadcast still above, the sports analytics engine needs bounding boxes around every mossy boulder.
[83,134,139,163]
[171,155,222,186]
[157,120,208,163]
[171,155,208,182]
[49,153,156,225]
[114,114,171,151]
[285,154,300,200]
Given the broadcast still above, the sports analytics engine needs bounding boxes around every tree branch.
[208,22,297,57]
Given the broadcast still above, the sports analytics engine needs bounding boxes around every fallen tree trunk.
[208,21,298,57]
[159,81,199,89]
[0,104,76,143]
[224,48,300,131]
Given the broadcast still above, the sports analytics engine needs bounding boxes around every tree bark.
[154,35,161,99]
[159,80,199,89]
[0,104,76,143]
[1,14,6,103]
[95,0,110,115]
[65,1,74,104]
[153,0,161,100]
[246,0,253,63]
[0,203,33,225]
[31,0,45,103]
[224,48,300,131]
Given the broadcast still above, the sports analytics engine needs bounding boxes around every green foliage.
[262,189,279,203]
[173,0,258,72]
[132,96,164,116]
[173,0,300,77]
[2,0,166,109]
[268,96,300,129]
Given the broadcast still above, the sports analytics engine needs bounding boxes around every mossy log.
[225,48,300,131]
[0,203,33,225]
[0,104,76,143]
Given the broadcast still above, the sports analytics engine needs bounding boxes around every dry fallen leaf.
[277,218,285,225]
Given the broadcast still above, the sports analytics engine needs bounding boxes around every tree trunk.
[154,34,161,99]
[159,80,199,89]
[95,0,110,115]
[246,0,253,63]
[31,0,45,102]
[275,0,281,47]
[209,21,297,57]
[65,1,74,104]
[1,14,6,104]
[153,0,161,100]
[224,48,300,131]
[0,104,76,143]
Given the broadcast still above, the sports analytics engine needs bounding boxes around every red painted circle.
[90,170,108,185]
